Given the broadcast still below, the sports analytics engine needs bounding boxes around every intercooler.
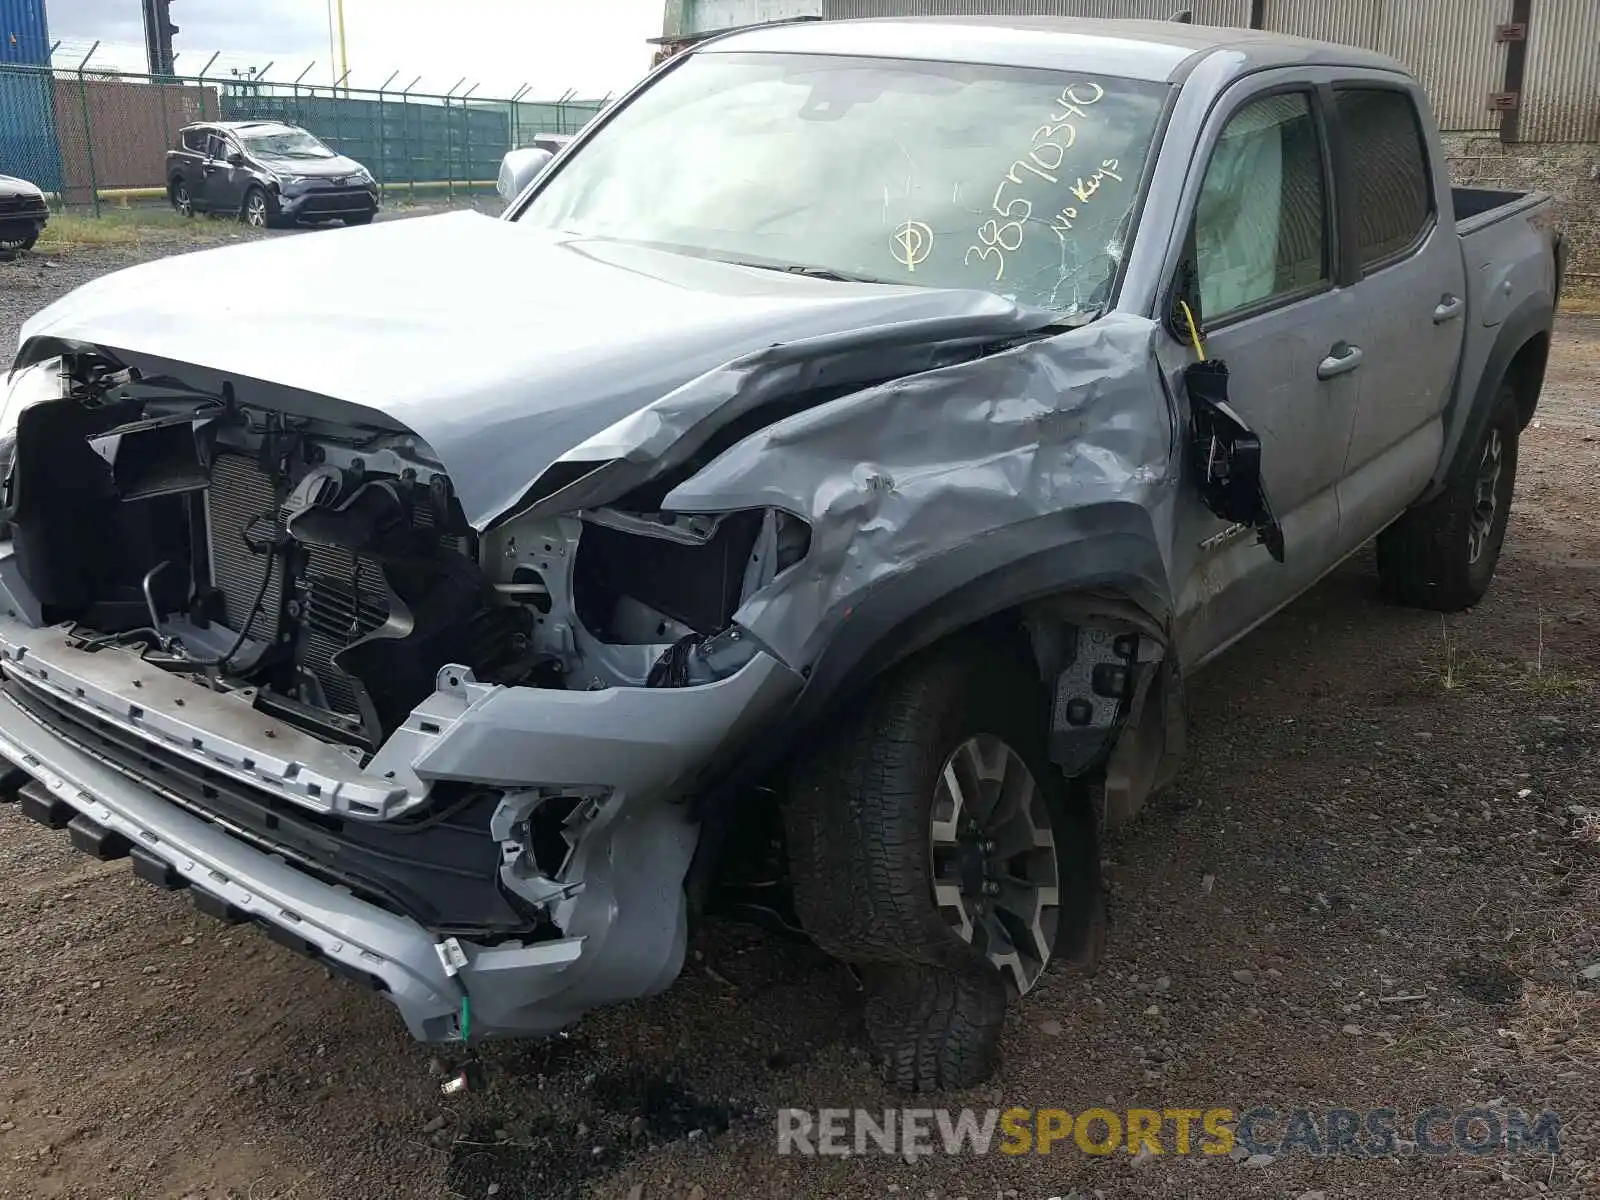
[204,453,400,715]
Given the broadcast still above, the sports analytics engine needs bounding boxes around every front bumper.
[0,202,47,244]
[277,185,379,221]
[0,616,801,1042]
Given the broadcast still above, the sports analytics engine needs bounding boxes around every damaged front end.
[0,348,817,1040]
[0,298,1181,1042]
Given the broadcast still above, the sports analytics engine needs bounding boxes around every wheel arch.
[1433,302,1554,496]
[686,511,1183,907]
[1505,330,1550,430]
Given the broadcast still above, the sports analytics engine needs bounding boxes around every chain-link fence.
[0,56,611,213]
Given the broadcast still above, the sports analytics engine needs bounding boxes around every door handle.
[1432,294,1464,324]
[1316,341,1364,380]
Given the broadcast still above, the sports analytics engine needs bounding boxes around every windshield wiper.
[725,259,900,286]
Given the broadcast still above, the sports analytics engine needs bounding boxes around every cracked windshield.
[516,52,1170,315]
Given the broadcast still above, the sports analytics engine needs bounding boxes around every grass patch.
[1560,284,1600,317]
[36,207,240,248]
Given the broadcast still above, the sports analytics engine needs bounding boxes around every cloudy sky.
[43,0,663,99]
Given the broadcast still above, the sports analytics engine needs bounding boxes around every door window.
[1334,87,1433,270]
[1192,91,1328,322]
[181,128,208,152]
[204,133,228,160]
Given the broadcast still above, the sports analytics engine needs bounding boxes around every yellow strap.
[1177,299,1206,362]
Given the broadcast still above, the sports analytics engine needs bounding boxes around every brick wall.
[1442,134,1600,284]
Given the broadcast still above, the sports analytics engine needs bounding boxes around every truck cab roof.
[706,14,1410,84]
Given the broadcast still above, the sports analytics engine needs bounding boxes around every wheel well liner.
[686,508,1170,819]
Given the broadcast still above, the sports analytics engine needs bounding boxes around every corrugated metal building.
[659,0,1583,138]
[0,0,51,67]
[658,0,1600,276]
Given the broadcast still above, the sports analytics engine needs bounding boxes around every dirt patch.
[0,250,1596,1200]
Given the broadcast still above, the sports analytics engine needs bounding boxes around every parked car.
[0,174,48,253]
[0,16,1566,1092]
[165,120,379,229]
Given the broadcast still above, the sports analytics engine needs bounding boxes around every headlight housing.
[0,357,67,498]
[275,174,310,188]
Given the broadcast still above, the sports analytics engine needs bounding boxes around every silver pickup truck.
[0,16,1566,1091]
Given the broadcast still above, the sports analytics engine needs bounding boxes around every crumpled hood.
[16,210,1042,527]
[255,153,366,178]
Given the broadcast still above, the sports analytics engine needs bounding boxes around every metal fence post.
[292,61,314,126]
[462,82,479,194]
[376,71,398,195]
[75,42,100,215]
[402,76,420,201]
[510,83,529,149]
[196,51,219,120]
[333,70,351,153]
[445,77,465,202]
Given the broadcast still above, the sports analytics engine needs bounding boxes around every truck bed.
[1452,186,1548,236]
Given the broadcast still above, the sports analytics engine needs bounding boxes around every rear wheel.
[786,638,1102,1091]
[170,180,193,217]
[1377,383,1520,611]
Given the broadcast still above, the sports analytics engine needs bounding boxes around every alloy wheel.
[1468,427,1504,564]
[929,734,1060,996]
[244,193,268,228]
[173,185,192,217]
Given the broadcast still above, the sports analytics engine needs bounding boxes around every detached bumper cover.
[0,691,469,1040]
[277,185,378,220]
[0,615,802,1041]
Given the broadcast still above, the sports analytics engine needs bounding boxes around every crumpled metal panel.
[663,311,1179,668]
[12,212,1039,532]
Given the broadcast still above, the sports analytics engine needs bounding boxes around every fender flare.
[784,505,1171,733]
[683,503,1174,908]
[1428,299,1552,497]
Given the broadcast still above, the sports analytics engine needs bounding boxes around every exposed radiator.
[301,548,391,714]
[204,454,451,719]
[204,454,286,643]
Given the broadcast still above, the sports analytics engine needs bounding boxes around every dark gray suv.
[166,121,379,229]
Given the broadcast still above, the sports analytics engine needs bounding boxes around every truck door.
[1158,77,1364,666]
[1331,81,1468,544]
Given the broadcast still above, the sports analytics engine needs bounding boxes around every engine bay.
[1,357,808,760]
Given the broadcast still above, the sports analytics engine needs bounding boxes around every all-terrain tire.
[786,636,1101,1091]
[1376,383,1520,612]
[860,963,1007,1092]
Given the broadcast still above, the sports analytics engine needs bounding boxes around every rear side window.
[181,129,207,152]
[1335,87,1433,269]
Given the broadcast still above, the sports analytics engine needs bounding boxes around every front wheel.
[1376,383,1521,611]
[0,232,38,253]
[786,639,1102,1091]
[240,187,275,230]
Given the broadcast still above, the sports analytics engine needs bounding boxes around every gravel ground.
[0,236,1597,1200]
